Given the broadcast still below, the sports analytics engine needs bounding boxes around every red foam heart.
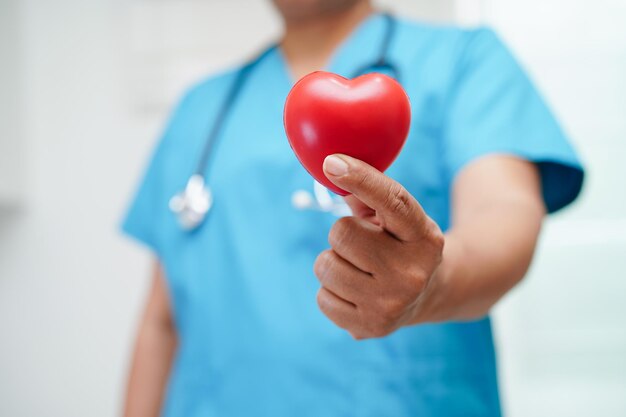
[284,71,411,196]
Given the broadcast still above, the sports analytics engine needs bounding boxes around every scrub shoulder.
[176,68,240,116]
[396,18,584,213]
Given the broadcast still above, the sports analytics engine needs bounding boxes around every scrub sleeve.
[444,28,584,212]
[121,94,191,255]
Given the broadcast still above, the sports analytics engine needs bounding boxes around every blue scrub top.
[123,13,583,417]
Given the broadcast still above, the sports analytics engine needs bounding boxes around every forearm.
[416,195,545,323]
[316,154,545,337]
[123,318,177,417]
[123,265,177,417]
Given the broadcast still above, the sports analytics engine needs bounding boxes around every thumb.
[323,154,428,241]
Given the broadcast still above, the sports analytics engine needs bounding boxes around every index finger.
[323,154,429,241]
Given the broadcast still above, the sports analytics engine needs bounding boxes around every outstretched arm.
[416,154,544,323]
[314,154,544,339]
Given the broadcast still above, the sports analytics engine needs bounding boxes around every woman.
[122,1,584,415]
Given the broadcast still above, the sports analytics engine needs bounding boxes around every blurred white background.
[0,0,624,416]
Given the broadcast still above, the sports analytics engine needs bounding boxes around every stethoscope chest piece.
[169,174,212,230]
[169,12,398,231]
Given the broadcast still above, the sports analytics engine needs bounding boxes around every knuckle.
[313,250,333,279]
[328,216,355,248]
[384,297,406,319]
[316,290,330,312]
[385,184,412,217]
[405,268,429,295]
[427,221,445,254]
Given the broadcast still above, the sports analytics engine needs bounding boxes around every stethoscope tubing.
[195,12,399,180]
[171,12,401,230]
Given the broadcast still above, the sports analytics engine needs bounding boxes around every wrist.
[408,233,469,325]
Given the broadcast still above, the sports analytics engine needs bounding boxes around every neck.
[280,1,374,81]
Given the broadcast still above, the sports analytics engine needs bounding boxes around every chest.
[204,86,451,230]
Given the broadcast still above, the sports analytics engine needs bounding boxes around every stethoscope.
[170,12,401,230]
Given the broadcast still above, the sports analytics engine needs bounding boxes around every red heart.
[283,71,411,196]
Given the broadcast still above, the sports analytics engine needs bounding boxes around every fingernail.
[324,155,349,177]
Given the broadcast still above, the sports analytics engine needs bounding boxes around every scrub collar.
[327,12,391,77]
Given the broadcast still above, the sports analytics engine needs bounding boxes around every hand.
[313,154,445,339]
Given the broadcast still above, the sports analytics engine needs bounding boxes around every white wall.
[0,1,155,415]
[0,1,623,417]
[0,0,24,206]
[0,1,455,416]
[485,0,626,415]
